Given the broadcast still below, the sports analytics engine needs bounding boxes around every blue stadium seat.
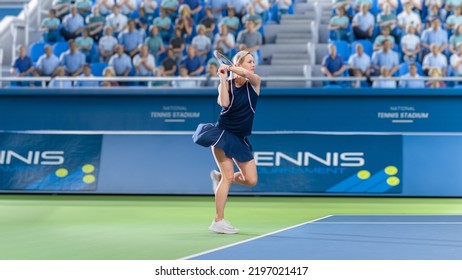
[29,42,46,63]
[90,62,108,76]
[351,39,373,56]
[52,42,69,57]
[398,62,423,76]
[329,40,350,62]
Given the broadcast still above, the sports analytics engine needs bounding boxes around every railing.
[1,76,461,89]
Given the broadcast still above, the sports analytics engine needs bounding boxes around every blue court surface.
[187,215,462,260]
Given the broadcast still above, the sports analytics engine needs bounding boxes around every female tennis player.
[192,51,261,234]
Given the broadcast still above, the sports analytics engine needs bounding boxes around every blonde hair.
[232,50,252,66]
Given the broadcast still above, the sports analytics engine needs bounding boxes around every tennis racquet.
[213,50,234,73]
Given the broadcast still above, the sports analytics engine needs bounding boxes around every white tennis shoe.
[209,219,239,234]
[210,170,221,194]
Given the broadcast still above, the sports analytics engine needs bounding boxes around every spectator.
[118,19,144,57]
[426,67,446,87]
[183,0,203,22]
[404,0,422,12]
[421,18,448,58]
[161,47,178,77]
[10,45,35,87]
[446,6,462,31]
[169,27,186,62]
[328,6,350,42]
[161,0,180,20]
[133,44,158,78]
[425,4,446,29]
[274,0,292,23]
[371,39,399,76]
[172,66,197,88]
[108,44,133,77]
[75,64,100,87]
[105,6,128,37]
[321,43,346,85]
[228,0,251,20]
[422,43,448,75]
[52,0,71,19]
[348,43,371,77]
[76,28,96,63]
[40,9,61,43]
[201,60,220,87]
[374,25,395,50]
[86,5,105,41]
[445,0,462,14]
[60,5,85,41]
[95,0,115,16]
[242,4,262,31]
[75,0,92,16]
[180,45,204,76]
[399,63,425,88]
[205,0,227,22]
[60,39,86,76]
[397,1,422,32]
[333,0,351,11]
[133,6,149,36]
[175,4,194,40]
[192,24,212,64]
[220,7,240,36]
[200,7,217,40]
[118,0,137,16]
[352,3,375,40]
[101,66,120,87]
[48,67,73,88]
[449,24,462,54]
[401,24,421,63]
[378,0,398,11]
[451,43,462,78]
[145,25,166,63]
[350,68,369,88]
[99,26,119,62]
[237,19,263,65]
[214,24,235,57]
[376,3,397,36]
[353,0,372,12]
[154,8,173,42]
[372,66,396,88]
[35,45,61,77]
[141,0,158,22]
[252,0,270,23]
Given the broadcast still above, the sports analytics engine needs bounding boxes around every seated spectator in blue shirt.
[133,6,149,37]
[449,24,462,55]
[201,60,220,87]
[373,26,395,51]
[376,3,397,31]
[108,44,133,77]
[60,5,85,41]
[180,45,204,76]
[242,4,263,31]
[220,7,240,36]
[105,6,129,37]
[10,45,35,87]
[75,64,101,87]
[60,39,86,76]
[227,0,248,20]
[48,67,74,88]
[450,43,462,77]
[142,0,158,22]
[372,66,397,88]
[192,24,212,64]
[161,0,180,20]
[52,0,71,19]
[421,18,449,58]
[371,39,399,76]
[213,24,235,58]
[118,0,137,16]
[422,43,448,75]
[328,6,350,42]
[75,0,92,17]
[399,63,425,88]
[40,9,61,43]
[76,28,96,63]
[172,65,198,88]
[35,45,61,77]
[99,26,118,63]
[353,0,372,13]
[119,20,144,57]
[145,25,166,64]
[352,3,375,40]
[133,44,159,86]
[321,43,347,85]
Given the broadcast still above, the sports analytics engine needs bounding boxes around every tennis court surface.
[187,215,462,260]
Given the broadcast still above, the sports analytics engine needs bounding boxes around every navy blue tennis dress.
[192,79,258,162]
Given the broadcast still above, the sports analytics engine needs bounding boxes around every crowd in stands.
[323,0,462,88]
[10,0,294,88]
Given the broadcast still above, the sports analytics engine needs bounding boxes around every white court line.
[5,130,462,136]
[179,215,333,260]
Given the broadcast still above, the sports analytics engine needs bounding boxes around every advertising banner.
[0,133,102,191]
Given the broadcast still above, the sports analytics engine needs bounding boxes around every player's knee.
[222,173,235,183]
[246,176,258,187]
